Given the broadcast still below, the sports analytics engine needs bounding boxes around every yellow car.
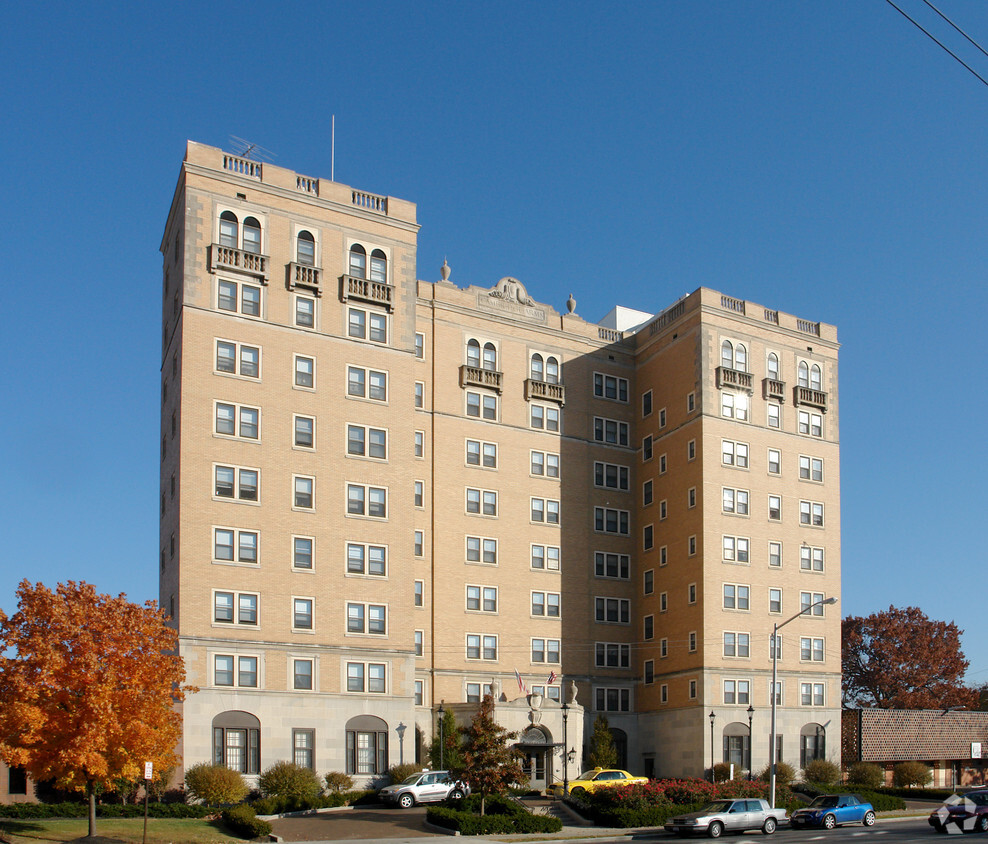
[550,768,648,797]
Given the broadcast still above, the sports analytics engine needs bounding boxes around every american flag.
[547,671,557,685]
[515,669,529,694]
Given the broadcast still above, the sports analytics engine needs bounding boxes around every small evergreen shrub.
[757,762,796,786]
[847,762,885,789]
[257,760,321,800]
[222,804,272,839]
[185,762,249,805]
[803,759,841,785]
[427,803,563,834]
[893,761,932,788]
[324,771,354,793]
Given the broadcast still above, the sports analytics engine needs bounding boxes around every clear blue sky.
[1,1,985,682]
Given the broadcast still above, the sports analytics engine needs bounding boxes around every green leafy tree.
[452,694,525,815]
[428,706,463,771]
[586,714,617,769]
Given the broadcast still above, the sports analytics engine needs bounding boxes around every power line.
[885,0,988,89]
[922,0,988,61]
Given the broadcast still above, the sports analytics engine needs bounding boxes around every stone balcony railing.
[525,379,566,405]
[340,275,395,311]
[794,386,828,412]
[763,378,786,402]
[209,245,269,281]
[287,263,322,295]
[716,366,753,391]
[460,365,503,393]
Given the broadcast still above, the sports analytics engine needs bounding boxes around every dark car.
[929,791,988,833]
[790,794,875,829]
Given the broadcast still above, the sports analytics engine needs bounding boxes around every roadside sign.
[144,762,153,780]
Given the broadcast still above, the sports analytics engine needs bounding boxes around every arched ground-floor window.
[212,710,260,774]
[346,714,388,775]
[800,723,826,769]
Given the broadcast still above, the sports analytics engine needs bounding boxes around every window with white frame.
[296,229,316,265]
[294,415,314,448]
[293,536,313,570]
[595,552,629,579]
[724,632,751,658]
[801,682,825,706]
[643,479,653,506]
[767,352,780,381]
[799,455,824,482]
[414,580,423,607]
[531,638,560,663]
[414,332,424,359]
[768,403,781,429]
[769,541,782,568]
[595,461,629,490]
[594,417,629,446]
[594,372,629,402]
[689,679,698,699]
[798,410,822,437]
[722,439,749,467]
[213,528,257,564]
[531,544,560,570]
[800,500,825,526]
[213,591,258,626]
[642,390,653,417]
[214,465,258,502]
[529,352,561,383]
[800,637,825,662]
[798,361,823,389]
[659,407,667,427]
[414,431,424,458]
[689,535,697,556]
[688,487,697,508]
[415,679,424,705]
[800,591,826,615]
[215,340,260,378]
[467,536,498,564]
[214,654,258,688]
[465,682,492,703]
[531,684,561,702]
[595,642,630,668]
[800,545,825,572]
[595,597,630,624]
[530,403,560,431]
[594,508,629,535]
[293,475,314,510]
[414,630,424,657]
[347,424,387,460]
[347,307,387,343]
[293,728,315,770]
[347,366,388,401]
[688,583,697,603]
[467,391,498,420]
[595,687,631,712]
[768,495,782,521]
[295,295,315,328]
[414,382,424,408]
[347,542,387,577]
[722,487,749,515]
[688,392,696,412]
[645,616,655,640]
[467,440,498,468]
[293,597,313,630]
[721,391,749,421]
[347,602,387,635]
[721,340,747,371]
[723,583,750,610]
[348,243,387,281]
[346,662,387,693]
[217,278,261,317]
[531,591,560,617]
[466,634,498,660]
[215,402,259,440]
[465,339,499,371]
[531,497,560,524]
[643,525,654,551]
[413,530,423,557]
[293,659,313,690]
[532,450,560,477]
[294,355,314,388]
[688,439,696,460]
[768,449,781,475]
[723,679,751,704]
[466,585,498,613]
[770,633,783,659]
[659,454,667,474]
[689,631,697,652]
[769,588,782,614]
[466,488,498,516]
[347,484,387,518]
[722,535,750,564]
[658,635,666,656]
[643,435,653,461]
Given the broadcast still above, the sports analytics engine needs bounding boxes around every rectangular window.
[689,631,697,652]
[769,588,782,614]
[594,507,630,535]
[347,484,387,519]
[643,479,653,506]
[721,391,749,421]
[722,535,750,563]
[659,637,667,657]
[594,461,629,490]
[800,636,825,662]
[531,638,561,663]
[798,410,823,437]
[769,541,782,568]
[413,481,424,508]
[659,454,667,474]
[467,536,498,564]
[294,355,314,388]
[768,449,781,474]
[722,439,749,468]
[414,381,424,408]
[723,679,751,704]
[723,583,750,610]
[531,497,560,524]
[594,417,629,446]
[214,465,259,502]
[688,583,697,604]
[466,487,498,516]
[413,530,424,557]
[800,500,825,526]
[648,664,658,688]
[467,391,498,420]
[414,332,425,359]
[347,542,387,576]
[414,680,423,705]
[645,616,655,641]
[466,585,498,613]
[594,597,631,624]
[688,439,696,460]
[722,487,750,515]
[294,415,314,448]
[347,602,387,635]
[768,495,782,521]
[414,581,424,607]
[465,682,492,703]
[347,365,388,401]
[687,392,696,412]
[800,545,825,572]
[594,552,629,579]
[768,403,781,429]
[467,440,498,468]
[213,591,258,626]
[215,340,260,378]
[531,591,560,617]
[801,682,825,706]
[642,435,653,461]
[215,402,259,440]
[595,687,631,712]
[530,403,560,431]
[294,660,313,690]
[213,528,258,564]
[659,407,667,427]
[295,296,315,328]
[595,642,631,668]
[530,449,560,477]
[293,598,313,630]
[466,634,498,660]
[414,430,424,458]
[293,475,314,509]
[217,279,261,317]
[689,535,697,556]
[770,633,783,660]
[594,372,629,402]
[643,524,654,551]
[642,390,653,417]
[689,679,697,699]
[414,630,423,657]
[724,632,751,658]
[348,307,387,343]
[800,591,826,615]
[293,729,315,770]
[800,455,824,482]
[347,425,388,459]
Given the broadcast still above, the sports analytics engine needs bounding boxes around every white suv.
[378,770,468,808]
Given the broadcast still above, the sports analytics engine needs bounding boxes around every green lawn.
[0,817,243,843]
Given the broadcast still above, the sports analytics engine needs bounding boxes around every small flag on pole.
[515,669,529,694]
[547,671,557,685]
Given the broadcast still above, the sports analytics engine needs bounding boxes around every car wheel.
[762,817,777,835]
[823,814,836,830]
[708,821,724,838]
[933,822,947,834]
[976,816,988,833]
[398,793,414,809]
[449,789,464,801]
[571,786,586,797]
[863,811,876,827]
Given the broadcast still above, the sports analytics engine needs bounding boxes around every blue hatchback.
[790,794,876,829]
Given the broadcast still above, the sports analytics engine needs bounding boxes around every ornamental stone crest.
[489,277,535,306]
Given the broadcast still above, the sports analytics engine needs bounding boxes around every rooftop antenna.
[331,115,335,182]
[229,136,276,163]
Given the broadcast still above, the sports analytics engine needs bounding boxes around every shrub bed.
[795,782,905,811]
[251,789,374,815]
[427,794,562,835]
[0,802,212,819]
[222,804,272,839]
[874,786,953,800]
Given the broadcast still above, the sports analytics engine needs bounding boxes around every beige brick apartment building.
[159,141,841,790]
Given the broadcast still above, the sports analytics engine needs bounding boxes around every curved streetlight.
[709,711,716,782]
[747,705,755,780]
[770,596,837,807]
[561,702,570,793]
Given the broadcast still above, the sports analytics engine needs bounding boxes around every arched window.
[242,217,261,254]
[798,361,809,388]
[800,723,826,769]
[370,249,387,283]
[610,728,628,770]
[483,343,497,371]
[810,364,822,390]
[345,714,388,775]
[349,244,367,278]
[466,339,481,368]
[219,211,238,248]
[721,341,734,369]
[212,710,260,774]
[734,344,747,372]
[767,353,779,381]
[722,722,751,770]
[297,230,315,266]
[546,356,559,384]
[530,354,544,381]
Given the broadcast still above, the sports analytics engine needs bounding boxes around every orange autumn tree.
[0,580,194,837]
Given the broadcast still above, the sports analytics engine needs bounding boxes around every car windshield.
[808,796,840,809]
[401,774,424,785]
[577,770,602,780]
[699,801,735,814]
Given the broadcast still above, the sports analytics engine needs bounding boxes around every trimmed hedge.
[221,805,272,839]
[0,802,212,819]
[796,782,905,812]
[427,805,562,834]
[251,789,374,815]
[874,786,954,800]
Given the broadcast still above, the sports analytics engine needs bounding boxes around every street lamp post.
[437,701,445,770]
[747,705,754,780]
[396,722,406,765]
[561,702,570,793]
[770,597,837,807]
[709,711,716,782]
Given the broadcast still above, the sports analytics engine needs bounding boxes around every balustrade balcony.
[460,365,503,393]
[209,245,268,281]
[794,386,828,412]
[763,378,786,402]
[716,366,753,391]
[340,274,395,311]
[525,379,566,405]
[287,263,322,295]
